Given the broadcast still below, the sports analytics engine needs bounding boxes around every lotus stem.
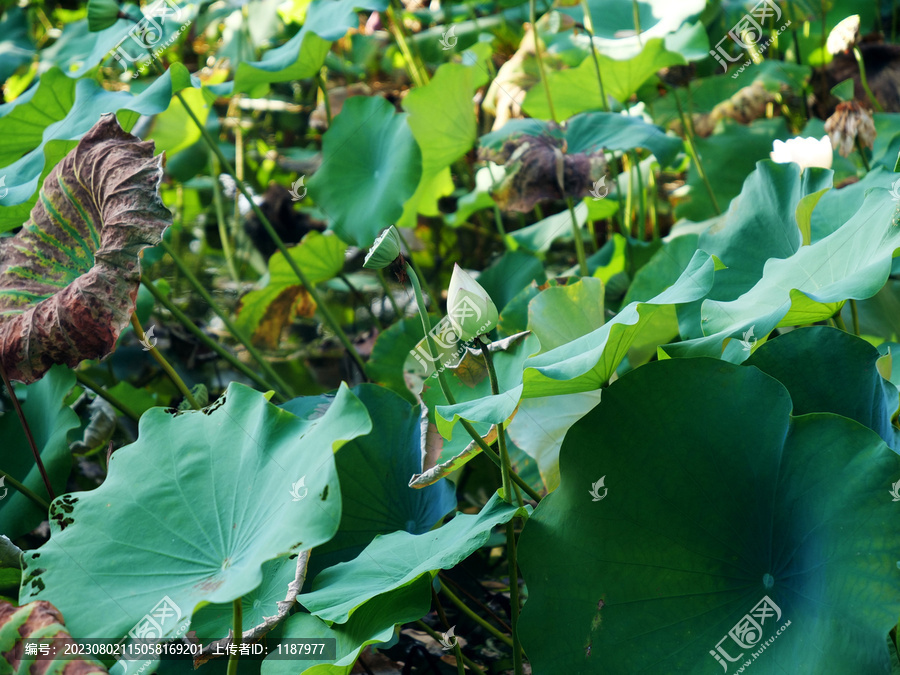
[131,314,202,409]
[316,72,333,128]
[530,0,556,122]
[855,137,871,173]
[579,2,609,112]
[139,280,288,401]
[479,339,524,675]
[566,197,589,276]
[0,360,55,500]
[414,621,487,675]
[850,299,860,336]
[376,270,402,318]
[432,588,466,675]
[156,240,296,398]
[174,91,368,379]
[671,87,721,215]
[439,584,514,648]
[852,46,884,113]
[833,310,849,333]
[227,597,242,675]
[0,467,51,511]
[209,152,240,283]
[385,3,428,87]
[74,371,141,423]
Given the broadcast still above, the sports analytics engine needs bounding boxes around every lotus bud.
[825,101,876,157]
[87,0,122,32]
[363,225,402,269]
[770,136,833,171]
[446,264,499,342]
[826,15,860,55]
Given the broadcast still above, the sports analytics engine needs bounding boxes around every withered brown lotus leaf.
[0,113,170,383]
[478,123,606,212]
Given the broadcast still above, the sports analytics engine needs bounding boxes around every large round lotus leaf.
[299,492,529,623]
[19,382,372,640]
[308,96,422,247]
[0,365,79,539]
[281,384,456,582]
[518,358,900,674]
[746,326,900,451]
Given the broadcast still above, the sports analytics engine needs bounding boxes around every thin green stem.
[506,520,524,675]
[414,621,487,675]
[833,310,848,332]
[624,153,634,237]
[440,583,514,648]
[405,264,541,503]
[0,467,51,511]
[648,167,660,240]
[853,46,884,113]
[432,588,465,675]
[340,272,384,330]
[579,1,609,112]
[227,598,242,675]
[671,87,721,215]
[376,270,402,318]
[316,72,332,127]
[385,3,428,87]
[397,229,438,311]
[157,239,296,398]
[132,314,201,409]
[210,152,239,283]
[74,371,141,423]
[632,151,646,240]
[632,0,642,45]
[140,279,288,401]
[174,91,367,378]
[479,338,522,508]
[530,0,556,122]
[567,197,589,276]
[850,299,860,336]
[856,137,871,173]
[0,359,54,500]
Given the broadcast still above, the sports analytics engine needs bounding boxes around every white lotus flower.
[770,136,833,171]
[826,15,860,55]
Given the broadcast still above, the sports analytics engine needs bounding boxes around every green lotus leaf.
[668,185,900,361]
[528,277,605,353]
[675,118,792,221]
[399,62,485,225]
[283,384,456,578]
[746,326,900,450]
[0,67,195,215]
[518,358,900,673]
[0,114,171,383]
[308,97,422,247]
[236,231,347,341]
[676,161,832,339]
[299,491,530,623]
[261,575,433,675]
[523,38,686,117]
[519,250,715,398]
[0,366,79,539]
[19,382,372,640]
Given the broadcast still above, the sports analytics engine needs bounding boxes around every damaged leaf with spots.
[0,113,171,384]
[19,382,371,640]
[0,600,108,674]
